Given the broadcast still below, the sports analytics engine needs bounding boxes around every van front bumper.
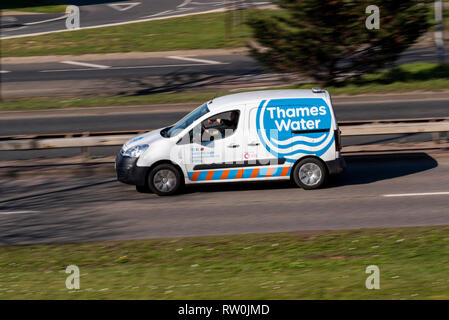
[326,157,346,175]
[115,154,148,186]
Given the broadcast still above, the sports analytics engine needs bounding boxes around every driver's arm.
[203,119,221,129]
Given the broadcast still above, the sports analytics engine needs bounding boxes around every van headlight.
[121,144,149,158]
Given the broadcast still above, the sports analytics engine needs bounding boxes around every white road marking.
[0,70,10,73]
[24,14,68,26]
[168,56,222,65]
[40,62,229,73]
[191,1,225,5]
[2,26,27,32]
[112,62,228,69]
[0,210,40,215]
[178,0,193,7]
[145,10,175,18]
[108,2,141,12]
[176,7,195,12]
[383,192,449,197]
[60,60,111,69]
[41,68,97,73]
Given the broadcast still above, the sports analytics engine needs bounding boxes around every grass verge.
[0,92,218,111]
[2,7,447,56]
[312,62,449,95]
[0,226,448,299]
[1,63,448,112]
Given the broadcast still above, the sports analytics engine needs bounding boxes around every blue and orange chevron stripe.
[188,166,292,181]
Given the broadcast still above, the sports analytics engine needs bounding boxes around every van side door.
[245,107,281,165]
[199,108,245,168]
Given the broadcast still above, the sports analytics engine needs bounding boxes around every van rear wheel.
[148,164,183,196]
[293,158,327,190]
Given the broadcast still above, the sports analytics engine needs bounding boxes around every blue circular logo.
[256,98,335,162]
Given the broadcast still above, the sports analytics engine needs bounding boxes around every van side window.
[201,110,240,142]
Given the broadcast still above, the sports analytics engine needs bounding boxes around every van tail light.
[334,129,342,152]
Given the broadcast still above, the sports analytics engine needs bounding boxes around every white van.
[116,89,345,196]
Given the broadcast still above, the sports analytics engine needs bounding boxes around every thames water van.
[116,89,345,196]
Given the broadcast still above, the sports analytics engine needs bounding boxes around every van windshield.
[164,103,210,138]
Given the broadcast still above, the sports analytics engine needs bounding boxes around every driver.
[201,111,239,142]
[204,111,239,132]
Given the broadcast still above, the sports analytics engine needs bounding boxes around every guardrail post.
[442,131,449,144]
[81,132,90,158]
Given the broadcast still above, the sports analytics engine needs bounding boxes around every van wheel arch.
[290,156,329,179]
[290,156,328,189]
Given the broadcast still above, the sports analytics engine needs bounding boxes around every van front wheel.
[293,158,327,190]
[148,164,183,196]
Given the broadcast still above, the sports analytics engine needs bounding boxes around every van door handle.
[227,143,240,148]
[248,142,260,146]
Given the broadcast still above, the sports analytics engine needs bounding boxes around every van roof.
[208,89,329,111]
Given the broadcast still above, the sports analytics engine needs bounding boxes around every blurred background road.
[1,0,270,38]
[2,91,448,160]
[2,47,449,99]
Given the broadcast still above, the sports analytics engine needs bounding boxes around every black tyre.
[147,164,183,196]
[292,158,327,190]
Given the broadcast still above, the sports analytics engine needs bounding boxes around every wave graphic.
[271,133,326,146]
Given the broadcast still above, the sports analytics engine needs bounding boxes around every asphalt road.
[1,54,265,98]
[4,48,448,82]
[2,47,448,99]
[2,98,449,135]
[1,55,259,82]
[1,0,266,39]
[0,152,448,245]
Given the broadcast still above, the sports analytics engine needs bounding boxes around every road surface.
[2,47,449,99]
[1,54,266,98]
[0,151,448,245]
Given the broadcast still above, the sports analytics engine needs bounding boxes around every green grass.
[1,11,257,57]
[0,226,448,299]
[309,62,449,95]
[1,62,448,111]
[279,62,449,95]
[0,92,219,111]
